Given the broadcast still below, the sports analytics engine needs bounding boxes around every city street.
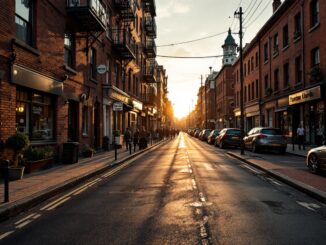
[0,133,325,244]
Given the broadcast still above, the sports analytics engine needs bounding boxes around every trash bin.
[62,142,79,164]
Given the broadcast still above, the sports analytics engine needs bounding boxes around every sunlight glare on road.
[178,134,185,149]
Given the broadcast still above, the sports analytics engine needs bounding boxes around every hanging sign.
[97,64,107,74]
[113,102,123,111]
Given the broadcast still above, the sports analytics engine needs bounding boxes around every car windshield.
[227,130,241,135]
[261,129,283,135]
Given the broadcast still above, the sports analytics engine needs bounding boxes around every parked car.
[194,129,201,138]
[243,127,287,154]
[306,146,326,174]
[199,129,212,141]
[215,128,241,149]
[207,130,220,144]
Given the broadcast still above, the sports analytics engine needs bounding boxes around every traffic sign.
[97,64,107,74]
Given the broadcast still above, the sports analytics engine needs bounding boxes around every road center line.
[0,231,14,240]
[14,213,37,225]
[16,220,33,229]
[46,197,71,211]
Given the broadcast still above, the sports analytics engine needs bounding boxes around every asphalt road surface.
[0,133,325,245]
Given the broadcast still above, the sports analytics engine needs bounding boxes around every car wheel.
[308,154,319,174]
[252,143,259,153]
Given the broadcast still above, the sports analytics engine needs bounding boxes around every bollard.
[114,141,117,160]
[3,160,9,203]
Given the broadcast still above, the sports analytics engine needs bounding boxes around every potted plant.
[82,144,95,158]
[5,132,30,180]
[24,146,54,173]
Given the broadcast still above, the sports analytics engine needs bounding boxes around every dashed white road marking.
[32,214,41,220]
[0,231,14,240]
[297,201,321,211]
[240,164,263,174]
[16,220,33,229]
[267,178,282,186]
[203,163,214,171]
[15,213,37,225]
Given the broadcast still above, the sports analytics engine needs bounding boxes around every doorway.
[68,101,78,142]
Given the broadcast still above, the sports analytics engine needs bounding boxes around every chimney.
[209,66,212,74]
[273,0,281,13]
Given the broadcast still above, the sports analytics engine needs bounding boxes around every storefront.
[245,104,260,132]
[288,85,325,145]
[12,65,62,143]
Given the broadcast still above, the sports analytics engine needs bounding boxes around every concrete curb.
[227,152,326,204]
[0,140,169,222]
[286,151,306,158]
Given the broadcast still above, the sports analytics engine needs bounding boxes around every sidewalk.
[0,140,167,221]
[227,150,326,203]
[286,144,313,157]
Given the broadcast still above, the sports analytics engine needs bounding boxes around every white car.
[306,146,326,174]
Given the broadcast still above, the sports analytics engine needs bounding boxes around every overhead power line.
[243,0,258,22]
[157,54,224,59]
[245,0,272,28]
[244,0,263,25]
[156,31,228,47]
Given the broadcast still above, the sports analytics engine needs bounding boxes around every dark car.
[207,130,220,144]
[306,146,326,174]
[194,129,201,138]
[243,127,287,154]
[199,129,212,141]
[215,128,241,149]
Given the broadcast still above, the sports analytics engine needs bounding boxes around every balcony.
[143,39,156,58]
[142,64,157,83]
[112,29,136,60]
[142,93,157,106]
[142,0,156,16]
[114,0,137,22]
[66,0,107,32]
[145,16,157,38]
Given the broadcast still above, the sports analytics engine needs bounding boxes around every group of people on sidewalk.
[123,127,180,151]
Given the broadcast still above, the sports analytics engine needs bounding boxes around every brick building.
[0,0,168,156]
[234,0,326,145]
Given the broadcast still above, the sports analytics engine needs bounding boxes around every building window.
[248,84,251,101]
[82,106,89,136]
[295,56,302,84]
[264,75,269,94]
[311,47,320,67]
[273,33,279,55]
[90,48,97,79]
[248,60,250,74]
[310,0,319,28]
[264,42,269,62]
[251,82,254,100]
[255,52,259,67]
[244,86,247,102]
[64,33,74,68]
[255,80,258,98]
[294,12,302,39]
[274,69,279,91]
[15,0,33,45]
[251,57,254,71]
[283,24,289,48]
[105,57,110,84]
[16,89,54,141]
[106,8,112,39]
[283,63,290,88]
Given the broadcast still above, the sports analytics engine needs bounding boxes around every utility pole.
[235,7,245,155]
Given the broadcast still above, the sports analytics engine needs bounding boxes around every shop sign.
[113,102,123,111]
[109,90,129,104]
[289,86,321,105]
[132,100,143,110]
[32,106,42,115]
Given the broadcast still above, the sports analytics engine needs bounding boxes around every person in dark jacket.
[133,129,139,151]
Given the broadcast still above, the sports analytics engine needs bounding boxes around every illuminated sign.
[289,86,321,105]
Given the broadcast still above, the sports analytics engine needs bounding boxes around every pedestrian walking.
[124,128,131,151]
[133,128,139,151]
[297,124,305,150]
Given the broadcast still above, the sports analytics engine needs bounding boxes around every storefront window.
[16,89,54,141]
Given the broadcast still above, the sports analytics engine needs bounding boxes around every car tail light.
[258,134,267,139]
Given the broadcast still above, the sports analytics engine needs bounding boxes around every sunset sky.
[155,0,274,118]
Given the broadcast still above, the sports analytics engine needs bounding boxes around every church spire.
[222,28,237,66]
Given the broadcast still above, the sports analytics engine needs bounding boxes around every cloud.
[156,0,192,19]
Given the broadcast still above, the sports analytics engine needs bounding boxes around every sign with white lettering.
[289,86,321,105]
[97,64,107,74]
[113,102,123,111]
